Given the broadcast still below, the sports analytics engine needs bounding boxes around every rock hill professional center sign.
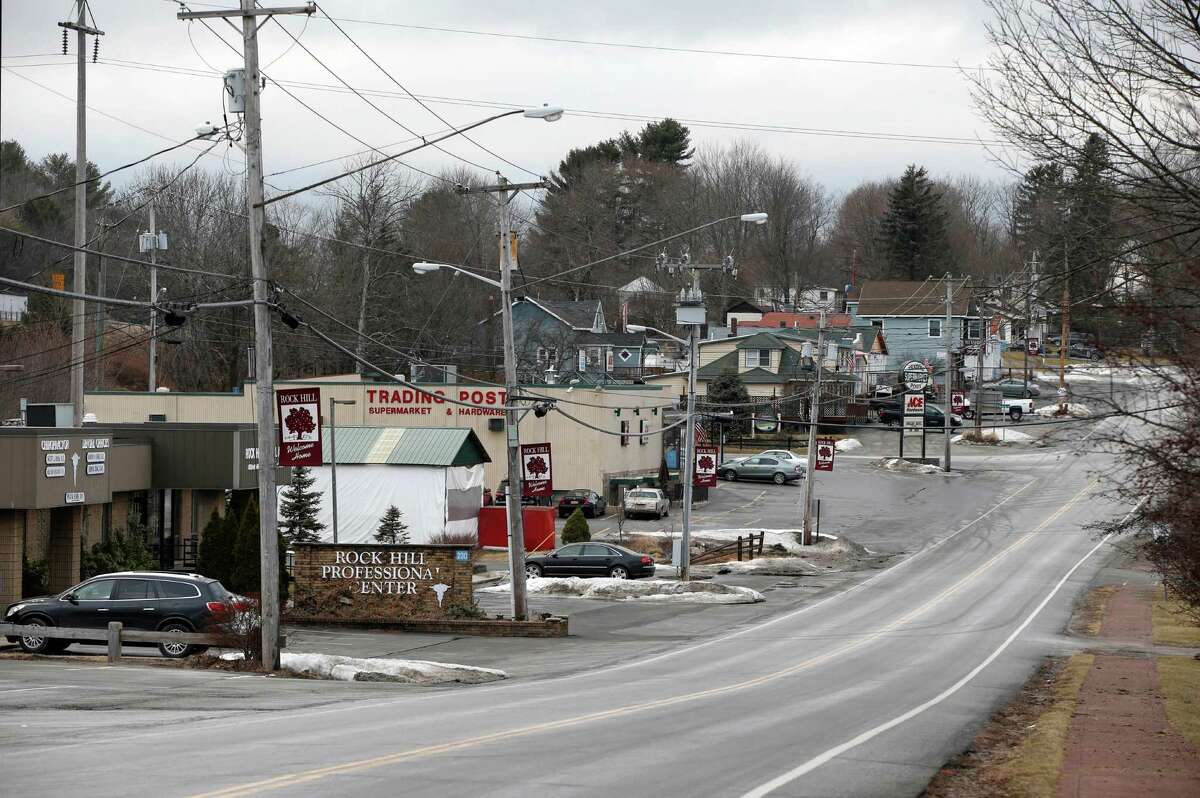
[289,543,474,622]
[277,387,322,467]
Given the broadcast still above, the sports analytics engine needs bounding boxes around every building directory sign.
[276,387,322,468]
[520,442,553,497]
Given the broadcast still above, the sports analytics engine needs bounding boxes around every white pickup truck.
[960,392,1034,421]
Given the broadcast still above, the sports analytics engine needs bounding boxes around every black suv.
[876,398,962,429]
[4,571,233,658]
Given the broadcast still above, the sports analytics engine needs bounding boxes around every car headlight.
[6,603,26,617]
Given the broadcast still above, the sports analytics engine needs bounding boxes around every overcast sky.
[1,0,1014,201]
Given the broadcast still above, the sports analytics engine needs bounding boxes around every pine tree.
[374,505,410,544]
[231,496,261,595]
[197,508,235,586]
[878,164,949,280]
[636,118,694,165]
[278,466,325,546]
[707,373,751,433]
[561,508,591,544]
[1067,133,1117,319]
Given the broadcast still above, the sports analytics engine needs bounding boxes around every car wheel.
[964,409,975,420]
[772,472,786,485]
[17,616,60,655]
[654,510,662,520]
[1009,408,1023,422]
[722,470,737,481]
[609,566,630,580]
[1025,389,1034,398]
[525,563,543,579]
[157,621,196,659]
[663,506,669,518]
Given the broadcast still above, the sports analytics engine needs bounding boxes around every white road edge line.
[739,499,1143,798]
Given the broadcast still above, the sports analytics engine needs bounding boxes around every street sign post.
[520,442,553,497]
[276,387,321,467]
[694,444,719,487]
[902,391,926,459]
[814,437,835,471]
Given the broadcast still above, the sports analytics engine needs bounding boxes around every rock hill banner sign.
[289,543,474,622]
[520,442,553,497]
[694,444,719,487]
[276,387,322,467]
[814,437,836,472]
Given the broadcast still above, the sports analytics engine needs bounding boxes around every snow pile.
[952,428,1037,446]
[1034,402,1092,418]
[835,438,863,452]
[691,527,810,554]
[872,457,954,476]
[220,652,506,683]
[691,535,884,575]
[480,577,765,604]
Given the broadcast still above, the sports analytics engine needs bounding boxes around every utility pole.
[1023,251,1038,400]
[943,277,954,472]
[680,325,698,579]
[60,2,103,426]
[142,204,163,391]
[328,397,356,543]
[1059,254,1070,415]
[457,173,548,620]
[801,309,827,545]
[177,0,314,671]
[355,249,371,374]
[94,217,106,389]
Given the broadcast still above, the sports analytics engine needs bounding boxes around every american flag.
[693,419,709,444]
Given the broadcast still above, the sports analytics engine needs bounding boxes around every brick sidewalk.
[1057,586,1200,797]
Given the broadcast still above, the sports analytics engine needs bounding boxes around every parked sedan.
[524,542,655,580]
[718,455,805,484]
[877,401,963,429]
[557,489,607,518]
[985,378,1041,398]
[3,571,231,658]
[623,488,669,519]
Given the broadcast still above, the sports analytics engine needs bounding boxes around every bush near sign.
[288,543,475,623]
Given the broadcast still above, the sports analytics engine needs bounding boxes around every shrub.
[22,557,48,597]
[429,530,479,548]
[81,531,154,579]
[561,508,590,544]
[197,508,236,586]
[374,505,410,544]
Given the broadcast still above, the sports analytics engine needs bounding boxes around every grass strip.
[1158,656,1200,750]
[1152,598,1200,647]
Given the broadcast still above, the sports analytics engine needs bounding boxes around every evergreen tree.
[707,373,752,432]
[197,508,236,586]
[636,118,694,165]
[278,466,325,546]
[878,164,949,280]
[231,497,261,595]
[561,508,591,544]
[1012,162,1067,255]
[374,505,410,544]
[1066,133,1117,319]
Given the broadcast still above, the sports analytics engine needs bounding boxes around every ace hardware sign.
[520,442,553,497]
[277,387,322,468]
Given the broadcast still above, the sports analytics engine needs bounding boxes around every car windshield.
[628,490,657,499]
[565,490,590,497]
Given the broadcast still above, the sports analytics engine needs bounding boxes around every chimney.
[731,317,739,336]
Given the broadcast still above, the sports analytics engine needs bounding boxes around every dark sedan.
[557,489,607,518]
[525,542,655,580]
[877,401,962,429]
[3,571,232,658]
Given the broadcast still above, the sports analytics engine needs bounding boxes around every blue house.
[847,278,981,386]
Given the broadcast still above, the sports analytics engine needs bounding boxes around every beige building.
[85,376,670,497]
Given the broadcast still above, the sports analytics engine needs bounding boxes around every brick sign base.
[289,543,474,623]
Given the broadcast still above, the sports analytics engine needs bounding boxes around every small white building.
[284,427,491,545]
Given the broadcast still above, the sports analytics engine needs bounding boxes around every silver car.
[623,488,669,519]
[718,455,805,484]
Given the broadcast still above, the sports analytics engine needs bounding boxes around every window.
[872,319,883,329]
[536,347,547,364]
[819,290,829,301]
[113,579,152,600]
[759,457,779,465]
[962,319,982,340]
[620,420,630,446]
[639,419,648,446]
[547,347,558,364]
[746,349,773,368]
[156,580,200,599]
[73,579,116,601]
[557,544,585,557]
[582,544,614,557]
[928,319,943,337]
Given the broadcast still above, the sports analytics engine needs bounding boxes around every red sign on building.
[520,442,553,497]
[815,437,836,472]
[694,445,719,487]
[276,387,322,467]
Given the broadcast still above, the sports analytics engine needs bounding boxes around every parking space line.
[0,686,68,694]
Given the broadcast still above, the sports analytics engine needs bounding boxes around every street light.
[740,212,768,224]
[412,262,501,287]
[328,397,356,544]
[522,105,564,122]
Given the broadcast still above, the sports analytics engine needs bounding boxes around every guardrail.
[1,622,223,664]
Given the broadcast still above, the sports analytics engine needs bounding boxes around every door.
[579,544,616,576]
[547,544,586,576]
[57,578,119,632]
[110,578,160,630]
[752,457,779,479]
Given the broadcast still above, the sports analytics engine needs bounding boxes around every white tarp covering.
[281,464,482,544]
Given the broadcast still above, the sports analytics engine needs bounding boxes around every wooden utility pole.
[943,277,954,472]
[1023,251,1038,399]
[177,0,314,671]
[801,310,826,545]
[59,2,103,426]
[457,174,548,620]
[1059,257,1070,415]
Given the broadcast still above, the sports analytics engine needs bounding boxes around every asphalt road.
[0,386,1157,797]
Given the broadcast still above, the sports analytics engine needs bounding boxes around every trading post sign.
[277,387,322,467]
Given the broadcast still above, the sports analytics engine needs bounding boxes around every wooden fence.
[1,622,225,664]
[690,532,766,566]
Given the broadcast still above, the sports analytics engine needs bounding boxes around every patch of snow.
[220,652,506,683]
[835,438,863,452]
[1034,403,1092,418]
[480,577,765,604]
[952,428,1036,446]
[872,457,957,476]
[698,557,825,576]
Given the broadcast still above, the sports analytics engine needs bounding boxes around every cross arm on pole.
[457,180,549,197]
[176,5,315,20]
[58,21,104,35]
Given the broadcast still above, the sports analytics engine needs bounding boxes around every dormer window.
[745,349,773,368]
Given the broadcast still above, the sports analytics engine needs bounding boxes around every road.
[0,400,1149,797]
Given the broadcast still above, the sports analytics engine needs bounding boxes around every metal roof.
[319,427,491,466]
